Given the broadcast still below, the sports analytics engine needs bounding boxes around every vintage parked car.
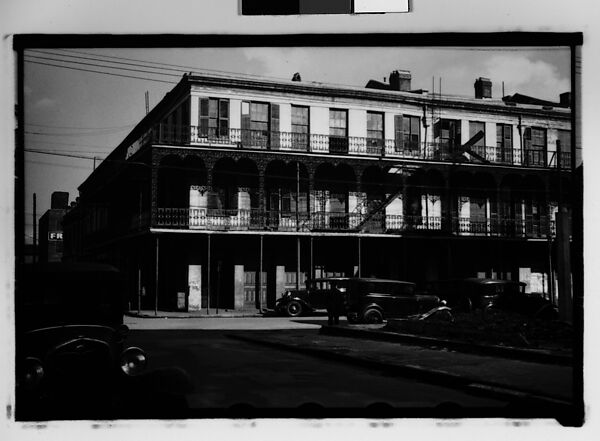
[344,278,445,324]
[275,277,349,317]
[428,278,558,319]
[16,262,191,420]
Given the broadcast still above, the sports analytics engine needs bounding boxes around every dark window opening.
[292,105,309,150]
[199,98,229,138]
[329,109,348,154]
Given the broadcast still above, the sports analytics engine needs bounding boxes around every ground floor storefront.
[108,232,558,313]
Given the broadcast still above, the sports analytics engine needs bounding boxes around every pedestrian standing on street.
[326,284,345,326]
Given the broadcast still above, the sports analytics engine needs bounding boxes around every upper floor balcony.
[143,124,572,170]
[153,207,557,239]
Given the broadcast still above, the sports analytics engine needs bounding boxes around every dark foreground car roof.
[460,278,526,286]
[17,262,126,332]
[349,278,415,285]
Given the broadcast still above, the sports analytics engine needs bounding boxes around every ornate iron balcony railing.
[155,207,557,238]
[143,124,571,169]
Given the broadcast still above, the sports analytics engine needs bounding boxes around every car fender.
[289,297,312,310]
[360,303,384,316]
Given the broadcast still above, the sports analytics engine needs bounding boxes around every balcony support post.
[296,162,301,291]
[442,172,453,233]
[258,169,265,218]
[207,234,211,313]
[259,235,264,311]
[150,153,160,227]
[154,235,159,316]
[357,236,362,278]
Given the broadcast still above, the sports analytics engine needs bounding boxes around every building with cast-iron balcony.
[62,70,574,313]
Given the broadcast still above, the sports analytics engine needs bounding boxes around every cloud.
[32,97,57,110]
[482,54,570,101]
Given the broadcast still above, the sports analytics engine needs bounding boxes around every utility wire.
[54,48,304,83]
[27,122,137,130]
[24,60,177,85]
[26,129,129,137]
[28,49,191,76]
[25,54,183,80]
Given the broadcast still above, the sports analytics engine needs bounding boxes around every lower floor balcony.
[154,208,556,238]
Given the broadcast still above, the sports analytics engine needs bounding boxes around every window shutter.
[523,127,532,148]
[241,101,251,146]
[199,98,209,137]
[270,103,280,149]
[394,115,403,152]
[219,99,229,137]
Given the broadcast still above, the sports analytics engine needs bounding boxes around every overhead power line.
[25,54,183,80]
[27,122,137,131]
[24,60,177,85]
[28,49,190,76]
[53,48,302,83]
[26,129,129,137]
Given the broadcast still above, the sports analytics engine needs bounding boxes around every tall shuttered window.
[469,121,485,148]
[291,105,309,150]
[496,123,513,163]
[556,129,571,167]
[329,109,348,154]
[199,98,229,138]
[523,127,547,166]
[394,114,420,152]
[367,111,384,152]
[241,101,279,149]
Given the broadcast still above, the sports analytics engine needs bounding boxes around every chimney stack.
[474,77,492,99]
[50,191,69,209]
[389,70,411,91]
[559,92,571,107]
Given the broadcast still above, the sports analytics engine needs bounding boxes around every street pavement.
[126,328,508,415]
[124,315,580,423]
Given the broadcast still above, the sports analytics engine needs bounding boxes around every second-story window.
[241,101,280,149]
[496,123,513,163]
[394,115,420,152]
[329,109,348,154]
[436,119,461,151]
[556,129,571,168]
[469,121,486,155]
[291,105,309,150]
[199,98,229,138]
[367,111,384,152]
[524,127,547,166]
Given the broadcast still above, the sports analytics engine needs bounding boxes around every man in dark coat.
[326,284,345,325]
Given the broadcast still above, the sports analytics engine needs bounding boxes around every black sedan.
[275,278,349,317]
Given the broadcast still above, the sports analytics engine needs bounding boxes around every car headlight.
[19,357,44,390]
[120,347,147,376]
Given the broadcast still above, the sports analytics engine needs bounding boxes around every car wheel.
[362,308,383,324]
[286,300,303,317]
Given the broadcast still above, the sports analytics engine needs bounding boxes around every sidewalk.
[126,309,265,319]
[227,327,576,406]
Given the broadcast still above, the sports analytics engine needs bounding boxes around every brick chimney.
[559,92,571,107]
[474,77,492,99]
[389,70,411,91]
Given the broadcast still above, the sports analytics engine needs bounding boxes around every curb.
[321,325,573,365]
[125,312,264,319]
[226,332,573,411]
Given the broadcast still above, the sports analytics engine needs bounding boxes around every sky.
[23,46,571,244]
